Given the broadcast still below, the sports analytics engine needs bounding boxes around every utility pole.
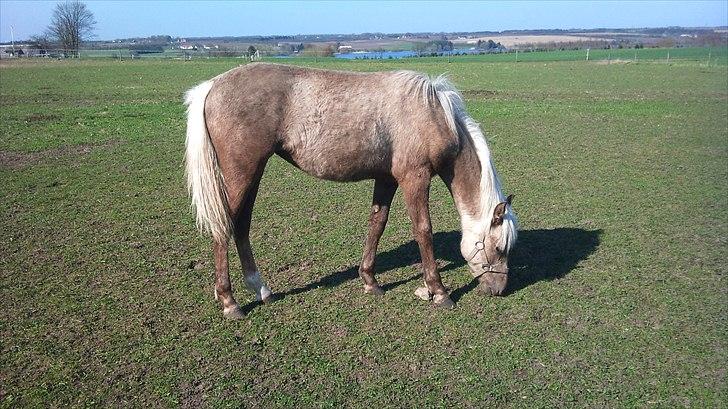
[10,25,15,56]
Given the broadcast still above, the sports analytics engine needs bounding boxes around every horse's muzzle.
[476,272,508,296]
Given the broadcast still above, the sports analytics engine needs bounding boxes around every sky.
[1,0,726,43]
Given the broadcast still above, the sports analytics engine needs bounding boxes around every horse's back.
[205,63,458,182]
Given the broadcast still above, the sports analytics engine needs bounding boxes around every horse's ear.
[492,202,507,226]
[492,195,513,225]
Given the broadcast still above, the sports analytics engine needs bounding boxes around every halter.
[464,230,509,278]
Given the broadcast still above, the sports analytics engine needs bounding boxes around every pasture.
[1,52,726,406]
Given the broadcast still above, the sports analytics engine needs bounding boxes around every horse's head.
[461,194,517,296]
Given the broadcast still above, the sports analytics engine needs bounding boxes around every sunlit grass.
[0,55,726,406]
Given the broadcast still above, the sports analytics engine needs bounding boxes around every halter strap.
[465,235,509,278]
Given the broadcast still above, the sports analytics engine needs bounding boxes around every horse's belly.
[281,140,390,182]
[296,154,385,181]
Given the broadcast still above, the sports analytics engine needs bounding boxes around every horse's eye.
[495,246,502,253]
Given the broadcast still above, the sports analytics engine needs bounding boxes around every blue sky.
[1,1,726,42]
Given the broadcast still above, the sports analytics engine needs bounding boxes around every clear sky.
[1,0,726,42]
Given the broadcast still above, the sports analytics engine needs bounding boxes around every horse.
[184,62,517,319]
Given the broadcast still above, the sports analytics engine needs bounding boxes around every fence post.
[666,51,669,64]
[586,48,589,61]
[515,49,518,63]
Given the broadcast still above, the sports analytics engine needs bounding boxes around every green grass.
[1,55,726,407]
[70,45,728,65]
[439,46,728,64]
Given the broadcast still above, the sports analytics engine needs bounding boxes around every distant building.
[179,43,197,50]
[338,45,353,53]
[0,44,41,58]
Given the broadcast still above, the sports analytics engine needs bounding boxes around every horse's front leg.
[400,171,455,308]
[359,178,398,295]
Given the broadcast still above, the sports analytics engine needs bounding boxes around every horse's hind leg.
[359,178,397,295]
[214,157,270,318]
[232,173,272,303]
[214,240,244,319]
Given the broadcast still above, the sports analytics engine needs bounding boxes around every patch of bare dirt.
[0,140,121,170]
[593,59,633,65]
[462,89,499,99]
[24,113,60,123]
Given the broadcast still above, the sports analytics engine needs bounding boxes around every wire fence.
[0,47,262,60]
[1,46,726,65]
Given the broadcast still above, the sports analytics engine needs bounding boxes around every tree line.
[30,0,95,57]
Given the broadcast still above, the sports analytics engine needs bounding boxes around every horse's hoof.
[433,294,455,309]
[364,285,384,296]
[476,283,494,296]
[223,305,245,319]
[414,286,431,301]
[261,294,273,304]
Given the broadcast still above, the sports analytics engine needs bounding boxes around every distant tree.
[247,45,257,56]
[412,41,429,56]
[46,1,96,57]
[301,44,334,57]
[148,35,172,45]
[29,34,53,54]
[431,39,453,52]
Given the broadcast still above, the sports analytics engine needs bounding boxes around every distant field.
[450,34,611,46]
[1,56,726,407]
[69,46,728,66]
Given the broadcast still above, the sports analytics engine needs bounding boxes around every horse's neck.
[441,136,498,237]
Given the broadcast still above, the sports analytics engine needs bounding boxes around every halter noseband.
[465,235,509,278]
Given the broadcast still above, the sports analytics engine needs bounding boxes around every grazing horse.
[185,63,517,319]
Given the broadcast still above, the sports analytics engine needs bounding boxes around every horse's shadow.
[243,228,601,312]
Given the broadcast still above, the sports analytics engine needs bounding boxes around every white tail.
[184,80,232,243]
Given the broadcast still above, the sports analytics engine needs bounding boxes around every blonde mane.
[392,71,517,251]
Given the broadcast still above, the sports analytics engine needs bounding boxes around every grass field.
[1,52,726,407]
[64,45,728,65]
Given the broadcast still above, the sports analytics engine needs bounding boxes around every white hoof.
[223,304,244,319]
[414,286,432,301]
[245,271,272,302]
[433,294,455,308]
[259,285,272,302]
